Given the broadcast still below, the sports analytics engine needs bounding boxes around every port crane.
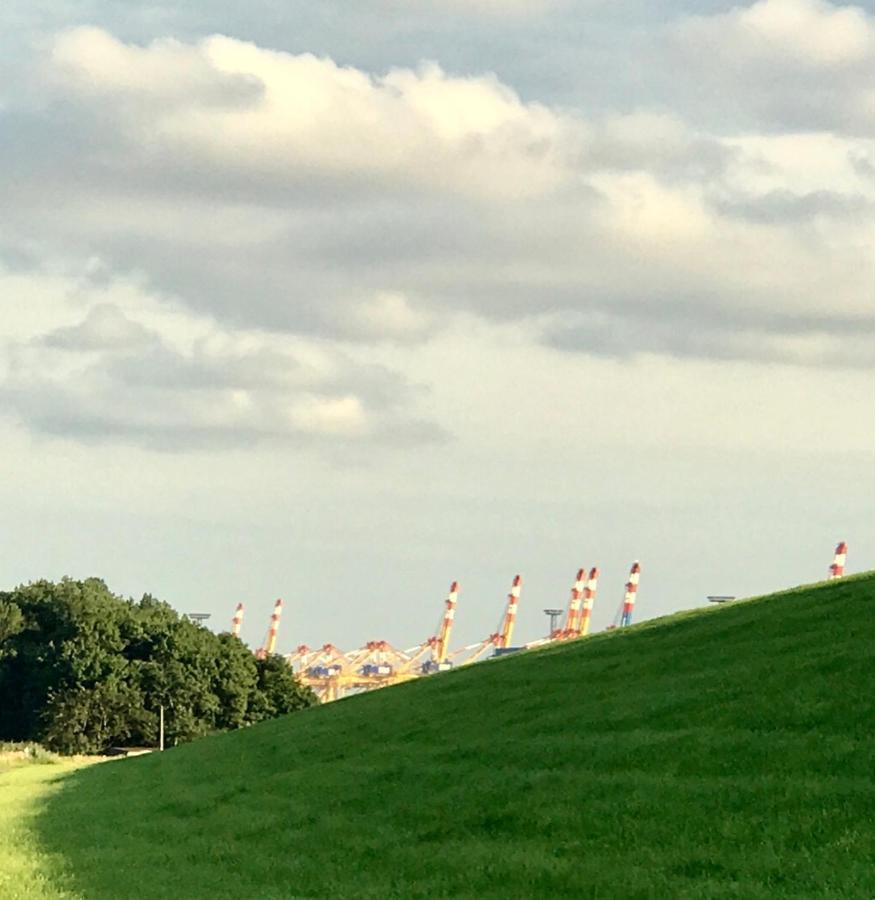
[243,554,673,701]
[255,599,283,659]
[238,539,853,701]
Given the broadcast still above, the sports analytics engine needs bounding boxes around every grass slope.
[30,574,875,898]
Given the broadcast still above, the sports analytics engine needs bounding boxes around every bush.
[0,742,60,767]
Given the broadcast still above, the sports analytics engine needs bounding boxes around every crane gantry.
[238,558,651,703]
[282,575,527,702]
[233,540,855,701]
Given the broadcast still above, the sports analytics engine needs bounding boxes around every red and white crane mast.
[829,542,848,579]
[230,603,244,639]
[256,598,284,658]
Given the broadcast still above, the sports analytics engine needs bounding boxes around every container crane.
[293,643,351,703]
[498,575,522,648]
[450,574,523,665]
[554,568,586,640]
[578,567,599,636]
[617,562,640,628]
[420,581,459,674]
[829,541,848,579]
[436,580,459,663]
[303,643,347,677]
[255,598,283,659]
[291,582,460,702]
[230,603,244,639]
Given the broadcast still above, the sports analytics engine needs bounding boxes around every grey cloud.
[585,116,737,182]
[1,305,444,450]
[43,303,158,350]
[711,189,873,225]
[105,340,417,409]
[850,150,875,179]
[378,0,572,17]
[5,146,873,367]
[546,307,875,368]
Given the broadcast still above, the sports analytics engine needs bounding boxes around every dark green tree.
[0,577,126,742]
[248,654,316,723]
[41,679,150,755]
[0,579,316,754]
[0,599,23,645]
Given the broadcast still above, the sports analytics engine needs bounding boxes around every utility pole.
[159,705,165,752]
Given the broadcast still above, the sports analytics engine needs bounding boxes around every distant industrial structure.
[227,540,848,704]
[230,563,642,703]
[829,542,848,579]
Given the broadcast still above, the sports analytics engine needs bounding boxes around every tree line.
[0,578,315,754]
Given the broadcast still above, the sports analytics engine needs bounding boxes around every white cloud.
[336,291,435,342]
[671,0,875,133]
[48,27,263,108]
[677,0,874,68]
[46,27,579,200]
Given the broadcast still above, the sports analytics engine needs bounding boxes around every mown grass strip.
[0,761,94,900]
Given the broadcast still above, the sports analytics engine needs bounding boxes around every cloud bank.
[4,7,875,447]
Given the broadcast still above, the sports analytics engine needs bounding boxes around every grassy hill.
[22,574,875,898]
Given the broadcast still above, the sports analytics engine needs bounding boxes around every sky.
[1,0,873,654]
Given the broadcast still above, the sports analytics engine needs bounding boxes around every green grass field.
[6,573,875,898]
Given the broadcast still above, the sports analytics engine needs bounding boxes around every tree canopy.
[0,578,315,754]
